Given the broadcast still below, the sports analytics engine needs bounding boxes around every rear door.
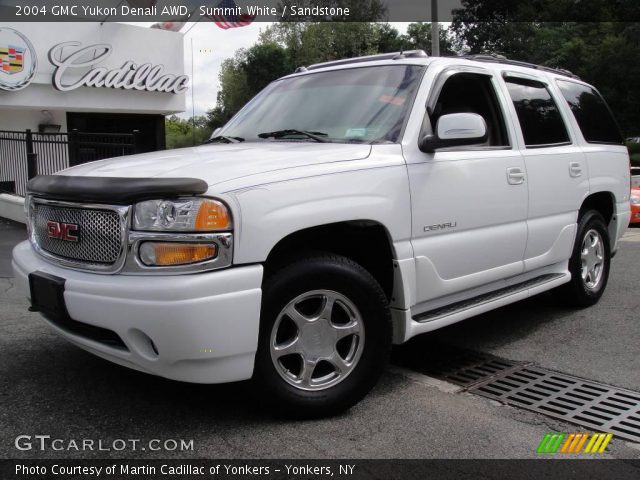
[500,73,589,272]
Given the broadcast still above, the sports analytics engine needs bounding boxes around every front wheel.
[253,254,392,418]
[560,210,611,308]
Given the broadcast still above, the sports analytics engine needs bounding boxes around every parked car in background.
[631,187,640,225]
[631,168,640,225]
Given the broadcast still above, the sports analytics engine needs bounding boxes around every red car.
[631,186,640,225]
[632,168,640,225]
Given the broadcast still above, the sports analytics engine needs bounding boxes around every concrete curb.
[0,194,25,224]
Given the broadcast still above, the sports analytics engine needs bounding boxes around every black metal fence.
[0,129,140,196]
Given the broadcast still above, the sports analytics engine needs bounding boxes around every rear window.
[505,78,570,147]
[556,80,624,145]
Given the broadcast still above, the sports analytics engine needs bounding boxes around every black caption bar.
[2,459,640,480]
[0,0,640,23]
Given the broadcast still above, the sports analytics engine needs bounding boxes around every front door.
[405,69,528,306]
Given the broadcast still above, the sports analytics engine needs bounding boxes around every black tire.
[253,253,392,418]
[560,210,611,308]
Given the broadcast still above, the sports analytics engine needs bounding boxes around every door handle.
[507,167,525,185]
[569,162,583,177]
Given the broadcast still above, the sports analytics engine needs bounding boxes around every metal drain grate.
[469,365,640,443]
[431,352,526,387]
[392,344,526,387]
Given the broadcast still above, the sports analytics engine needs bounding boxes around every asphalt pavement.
[0,220,638,459]
[0,218,26,278]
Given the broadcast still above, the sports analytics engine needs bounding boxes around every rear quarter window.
[556,80,624,145]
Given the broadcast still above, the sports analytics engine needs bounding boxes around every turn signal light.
[195,200,232,231]
[139,242,217,266]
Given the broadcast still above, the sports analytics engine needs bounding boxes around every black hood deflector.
[27,175,209,204]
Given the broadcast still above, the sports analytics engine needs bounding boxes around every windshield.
[217,65,425,144]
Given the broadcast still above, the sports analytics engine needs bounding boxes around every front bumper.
[12,241,263,384]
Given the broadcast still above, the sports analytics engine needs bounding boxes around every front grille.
[32,202,123,266]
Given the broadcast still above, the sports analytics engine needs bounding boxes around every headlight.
[631,196,640,205]
[133,198,232,231]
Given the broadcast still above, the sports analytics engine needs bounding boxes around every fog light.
[139,242,217,266]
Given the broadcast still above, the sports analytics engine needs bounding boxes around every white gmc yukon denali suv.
[12,52,632,416]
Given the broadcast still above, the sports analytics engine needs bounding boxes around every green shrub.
[627,140,640,155]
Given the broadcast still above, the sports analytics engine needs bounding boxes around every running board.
[413,273,566,323]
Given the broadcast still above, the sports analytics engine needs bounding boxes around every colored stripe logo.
[537,432,612,454]
[0,44,25,74]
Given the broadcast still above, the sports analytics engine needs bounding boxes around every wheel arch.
[580,191,615,224]
[263,220,398,301]
[579,191,617,249]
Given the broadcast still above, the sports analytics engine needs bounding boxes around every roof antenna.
[394,48,407,60]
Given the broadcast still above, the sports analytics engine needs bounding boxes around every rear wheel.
[560,210,611,307]
[253,253,391,418]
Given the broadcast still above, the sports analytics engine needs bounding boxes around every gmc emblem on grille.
[47,221,79,242]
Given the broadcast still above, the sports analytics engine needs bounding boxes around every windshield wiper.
[257,129,329,143]
[203,135,244,144]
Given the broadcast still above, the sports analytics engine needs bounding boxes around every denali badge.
[47,221,79,242]
[424,222,457,232]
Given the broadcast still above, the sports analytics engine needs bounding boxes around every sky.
[130,22,412,119]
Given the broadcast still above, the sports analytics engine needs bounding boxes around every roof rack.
[299,50,428,72]
[459,53,580,80]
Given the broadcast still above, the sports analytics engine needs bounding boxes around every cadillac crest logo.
[0,27,37,91]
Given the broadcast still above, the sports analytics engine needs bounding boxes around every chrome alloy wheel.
[581,228,605,290]
[270,290,365,391]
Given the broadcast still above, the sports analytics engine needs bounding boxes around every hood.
[61,142,372,189]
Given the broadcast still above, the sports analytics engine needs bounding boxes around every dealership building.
[0,21,187,219]
[0,21,186,143]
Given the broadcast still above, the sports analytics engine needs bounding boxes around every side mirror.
[419,113,488,153]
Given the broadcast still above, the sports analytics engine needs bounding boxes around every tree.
[165,115,213,149]
[404,22,456,56]
[260,22,393,68]
[374,22,405,52]
[206,54,251,129]
[243,43,292,95]
[450,1,640,135]
[206,43,293,129]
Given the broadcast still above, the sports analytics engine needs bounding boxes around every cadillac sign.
[0,27,37,91]
[49,41,189,94]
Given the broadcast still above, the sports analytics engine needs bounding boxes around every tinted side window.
[432,73,509,147]
[505,78,570,147]
[557,80,624,145]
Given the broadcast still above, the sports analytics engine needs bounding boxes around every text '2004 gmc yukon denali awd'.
[12,51,631,416]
